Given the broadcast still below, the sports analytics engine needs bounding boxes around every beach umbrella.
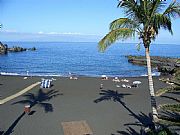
[133,81,141,85]
[101,75,107,78]
[101,75,108,79]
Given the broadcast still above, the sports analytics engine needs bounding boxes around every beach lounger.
[40,79,44,88]
[101,75,108,80]
[122,84,126,88]
[121,84,131,88]
[23,77,28,79]
[112,77,120,82]
[41,79,52,88]
[126,85,131,88]
[121,79,129,82]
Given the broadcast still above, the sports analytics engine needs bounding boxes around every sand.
[0,75,178,135]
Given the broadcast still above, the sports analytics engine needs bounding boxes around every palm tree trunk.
[145,47,159,123]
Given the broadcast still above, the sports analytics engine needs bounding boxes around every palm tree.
[98,0,180,124]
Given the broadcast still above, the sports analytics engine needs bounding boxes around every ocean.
[0,42,179,77]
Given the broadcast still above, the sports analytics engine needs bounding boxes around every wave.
[141,72,161,77]
[0,72,62,77]
[0,72,20,76]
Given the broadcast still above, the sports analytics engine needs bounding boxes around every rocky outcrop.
[126,55,179,75]
[8,46,27,52]
[28,47,36,51]
[127,55,180,88]
[0,42,36,54]
[0,42,8,54]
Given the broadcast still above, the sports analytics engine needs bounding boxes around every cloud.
[0,30,101,42]
[1,29,100,36]
[37,31,90,36]
[38,31,44,34]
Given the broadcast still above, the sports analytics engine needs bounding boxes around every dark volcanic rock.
[158,66,175,75]
[126,55,180,87]
[0,42,37,53]
[126,55,177,68]
[0,42,8,54]
[28,47,36,51]
[8,46,36,52]
[8,46,27,52]
[126,55,179,75]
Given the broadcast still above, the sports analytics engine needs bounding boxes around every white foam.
[0,72,20,76]
[141,72,161,77]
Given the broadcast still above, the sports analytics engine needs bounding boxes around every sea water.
[0,42,179,77]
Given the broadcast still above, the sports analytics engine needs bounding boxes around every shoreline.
[0,70,161,78]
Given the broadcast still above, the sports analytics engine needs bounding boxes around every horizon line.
[1,41,180,45]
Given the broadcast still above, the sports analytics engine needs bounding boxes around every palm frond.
[153,13,173,34]
[151,0,165,14]
[144,0,165,28]
[163,2,180,18]
[136,42,142,51]
[98,28,135,52]
[120,0,140,19]
[110,18,141,32]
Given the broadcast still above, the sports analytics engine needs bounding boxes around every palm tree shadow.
[94,89,131,105]
[12,89,62,113]
[124,112,153,128]
[116,126,141,135]
[94,90,154,134]
[159,110,180,123]
[3,89,62,135]
[0,131,4,135]
[160,95,180,103]
[3,112,25,135]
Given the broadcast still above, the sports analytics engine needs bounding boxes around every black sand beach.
[0,75,174,135]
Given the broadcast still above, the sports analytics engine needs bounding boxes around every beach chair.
[47,79,52,88]
[40,79,45,88]
[122,84,126,88]
[113,77,120,82]
[126,85,131,88]
[70,75,78,80]
[44,80,48,88]
[121,84,131,88]
[41,79,52,88]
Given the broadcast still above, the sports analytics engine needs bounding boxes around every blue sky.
[0,0,180,43]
